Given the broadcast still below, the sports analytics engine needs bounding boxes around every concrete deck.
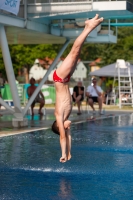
[0,105,132,137]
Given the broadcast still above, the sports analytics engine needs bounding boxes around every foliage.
[8,44,62,75]
[81,27,133,67]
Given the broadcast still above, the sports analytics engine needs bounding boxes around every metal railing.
[20,0,133,3]
[20,0,91,3]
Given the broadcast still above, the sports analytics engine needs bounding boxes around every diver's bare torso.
[54,82,72,121]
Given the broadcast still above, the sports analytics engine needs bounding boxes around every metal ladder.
[113,59,133,108]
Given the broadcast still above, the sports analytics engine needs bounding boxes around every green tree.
[8,44,62,75]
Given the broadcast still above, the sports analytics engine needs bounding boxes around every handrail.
[20,0,92,3]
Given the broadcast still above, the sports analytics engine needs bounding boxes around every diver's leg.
[56,14,103,79]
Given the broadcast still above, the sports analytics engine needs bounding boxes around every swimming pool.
[0,114,133,200]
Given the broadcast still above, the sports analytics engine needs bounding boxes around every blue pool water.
[1,114,133,200]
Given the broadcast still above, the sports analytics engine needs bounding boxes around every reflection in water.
[57,178,74,200]
[49,176,75,200]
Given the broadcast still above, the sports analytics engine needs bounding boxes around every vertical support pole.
[116,19,118,38]
[24,0,27,19]
[118,67,121,109]
[23,39,70,116]
[24,0,28,28]
[108,19,110,34]
[0,25,22,114]
[108,19,110,41]
[60,19,63,36]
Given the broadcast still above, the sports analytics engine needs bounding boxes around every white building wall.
[72,62,87,80]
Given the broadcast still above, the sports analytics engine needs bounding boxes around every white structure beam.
[93,1,129,11]
[51,27,98,38]
[86,34,117,43]
[0,14,24,27]
[27,1,92,16]
[28,1,133,20]
[0,25,22,115]
[0,13,49,33]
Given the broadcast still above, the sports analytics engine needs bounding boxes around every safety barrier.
[1,83,56,106]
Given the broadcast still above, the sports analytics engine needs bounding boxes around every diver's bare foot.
[85,14,103,31]
[38,112,43,115]
[60,157,67,163]
[38,110,43,115]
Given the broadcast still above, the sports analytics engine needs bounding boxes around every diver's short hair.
[51,121,60,135]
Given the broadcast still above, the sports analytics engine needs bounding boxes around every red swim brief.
[53,70,70,83]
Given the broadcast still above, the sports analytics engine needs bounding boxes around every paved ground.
[0,105,133,137]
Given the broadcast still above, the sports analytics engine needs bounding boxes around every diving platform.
[0,0,133,44]
[20,1,133,20]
